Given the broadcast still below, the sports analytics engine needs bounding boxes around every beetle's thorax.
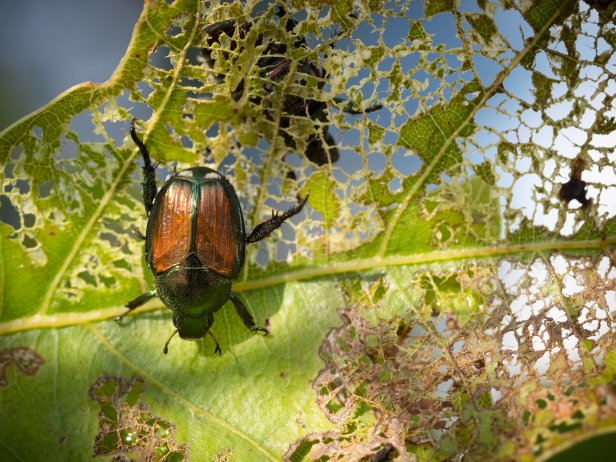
[175,167,222,181]
[155,266,232,316]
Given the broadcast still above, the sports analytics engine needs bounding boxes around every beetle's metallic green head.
[173,312,213,340]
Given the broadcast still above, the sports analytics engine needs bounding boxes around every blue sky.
[0,0,140,130]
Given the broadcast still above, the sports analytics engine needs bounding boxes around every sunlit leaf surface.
[0,0,615,460]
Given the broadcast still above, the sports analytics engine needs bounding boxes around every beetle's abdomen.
[150,180,193,274]
[147,167,245,279]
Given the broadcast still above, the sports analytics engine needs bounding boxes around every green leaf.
[425,0,455,18]
[303,172,340,227]
[466,14,498,44]
[1,1,615,460]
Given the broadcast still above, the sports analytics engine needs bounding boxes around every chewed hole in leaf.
[89,375,187,461]
[0,347,45,387]
[295,251,616,459]
[0,195,20,230]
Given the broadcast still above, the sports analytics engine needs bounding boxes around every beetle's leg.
[130,118,157,215]
[129,225,146,240]
[262,58,291,82]
[115,290,157,322]
[208,331,222,356]
[332,97,382,115]
[245,195,309,244]
[229,293,269,335]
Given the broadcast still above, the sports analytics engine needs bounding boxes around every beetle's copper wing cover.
[150,180,193,274]
[148,169,244,278]
[194,180,241,277]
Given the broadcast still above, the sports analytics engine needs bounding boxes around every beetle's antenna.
[208,331,222,356]
[163,330,178,355]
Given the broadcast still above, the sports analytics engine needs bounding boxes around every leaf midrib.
[3,236,613,335]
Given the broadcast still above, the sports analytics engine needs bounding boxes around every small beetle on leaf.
[116,119,308,355]
[202,7,381,172]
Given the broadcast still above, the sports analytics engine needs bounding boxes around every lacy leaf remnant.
[291,253,616,460]
[89,375,187,461]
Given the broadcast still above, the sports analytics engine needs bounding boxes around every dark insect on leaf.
[118,120,308,355]
[202,7,380,173]
[583,0,616,16]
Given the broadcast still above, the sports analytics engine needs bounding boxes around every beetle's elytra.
[117,119,308,354]
[149,168,244,278]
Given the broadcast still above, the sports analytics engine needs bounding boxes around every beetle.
[116,119,308,354]
[202,7,381,172]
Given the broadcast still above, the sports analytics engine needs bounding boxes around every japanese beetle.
[202,7,381,171]
[117,119,308,354]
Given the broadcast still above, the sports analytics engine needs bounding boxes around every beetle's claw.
[251,326,270,336]
[293,194,309,212]
[129,225,146,241]
[114,311,130,324]
[214,345,222,356]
